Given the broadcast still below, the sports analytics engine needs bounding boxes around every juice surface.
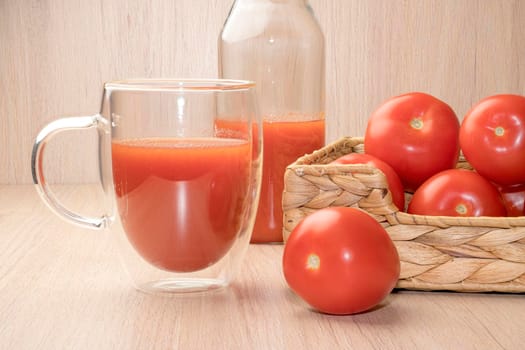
[252,119,325,243]
[111,138,251,272]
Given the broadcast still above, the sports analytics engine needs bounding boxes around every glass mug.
[31,79,262,293]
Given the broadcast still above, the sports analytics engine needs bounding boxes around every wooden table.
[1,185,524,349]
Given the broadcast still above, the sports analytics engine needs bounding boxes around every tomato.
[282,207,400,315]
[364,92,460,192]
[407,169,506,217]
[459,94,525,187]
[331,153,405,211]
[497,184,525,217]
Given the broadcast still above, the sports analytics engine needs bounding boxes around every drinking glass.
[31,79,262,293]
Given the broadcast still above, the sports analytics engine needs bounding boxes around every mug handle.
[31,115,109,230]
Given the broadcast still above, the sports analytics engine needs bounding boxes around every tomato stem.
[494,126,505,137]
[306,253,320,270]
[455,203,467,215]
[410,117,424,130]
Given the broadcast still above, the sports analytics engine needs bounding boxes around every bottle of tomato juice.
[219,0,326,243]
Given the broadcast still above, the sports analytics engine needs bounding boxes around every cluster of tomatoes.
[282,92,525,316]
[354,92,525,217]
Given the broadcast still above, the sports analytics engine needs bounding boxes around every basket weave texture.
[282,137,525,293]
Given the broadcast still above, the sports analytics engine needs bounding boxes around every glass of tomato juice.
[31,79,262,293]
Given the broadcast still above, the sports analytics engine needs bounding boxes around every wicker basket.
[282,136,525,293]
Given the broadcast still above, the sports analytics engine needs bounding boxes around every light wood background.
[1,0,524,185]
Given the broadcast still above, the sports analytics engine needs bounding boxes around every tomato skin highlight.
[407,169,507,217]
[282,207,400,315]
[331,153,405,211]
[459,94,525,187]
[364,92,460,193]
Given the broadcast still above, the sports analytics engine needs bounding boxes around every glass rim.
[104,79,256,92]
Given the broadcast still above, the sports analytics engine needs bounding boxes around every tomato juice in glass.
[111,137,252,273]
[252,118,325,243]
[32,79,261,293]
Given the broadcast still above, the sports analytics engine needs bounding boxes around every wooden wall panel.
[1,0,523,184]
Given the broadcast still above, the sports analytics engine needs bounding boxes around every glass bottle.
[219,0,325,243]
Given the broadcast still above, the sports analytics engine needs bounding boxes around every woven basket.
[282,136,525,293]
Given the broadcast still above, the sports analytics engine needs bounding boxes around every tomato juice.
[111,138,252,272]
[252,119,325,243]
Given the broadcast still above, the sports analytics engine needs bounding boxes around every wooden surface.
[1,185,524,350]
[1,0,524,184]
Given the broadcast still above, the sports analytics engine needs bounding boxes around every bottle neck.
[233,0,308,5]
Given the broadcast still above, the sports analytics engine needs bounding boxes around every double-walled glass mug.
[31,79,262,293]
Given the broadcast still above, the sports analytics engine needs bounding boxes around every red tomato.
[364,92,460,192]
[459,94,525,187]
[497,184,525,217]
[331,153,405,211]
[407,169,506,217]
[282,207,400,315]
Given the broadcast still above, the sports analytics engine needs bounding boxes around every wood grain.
[1,0,524,184]
[1,185,525,349]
